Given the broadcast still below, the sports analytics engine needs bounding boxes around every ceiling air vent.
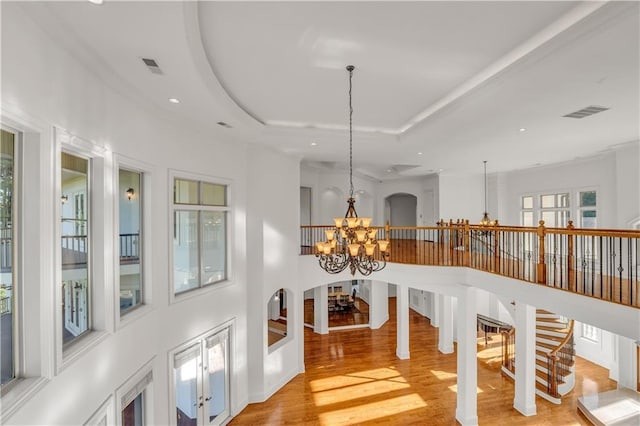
[563,105,609,119]
[141,58,163,75]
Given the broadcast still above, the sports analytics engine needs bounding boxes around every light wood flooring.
[231,298,617,425]
[304,298,370,328]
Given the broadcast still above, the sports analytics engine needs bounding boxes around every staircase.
[501,309,576,404]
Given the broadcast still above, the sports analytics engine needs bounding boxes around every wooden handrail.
[548,320,575,359]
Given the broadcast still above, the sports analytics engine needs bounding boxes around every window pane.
[61,152,90,345]
[119,169,142,314]
[522,196,533,209]
[581,210,597,228]
[541,211,556,227]
[522,211,533,227]
[540,194,555,208]
[558,210,570,228]
[202,212,226,285]
[558,193,569,208]
[1,129,15,386]
[174,211,199,293]
[174,179,199,205]
[207,340,227,422]
[122,392,144,426]
[580,191,597,207]
[175,346,199,426]
[202,183,226,206]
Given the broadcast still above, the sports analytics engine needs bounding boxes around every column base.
[514,401,537,416]
[395,349,410,360]
[455,410,478,426]
[438,343,454,354]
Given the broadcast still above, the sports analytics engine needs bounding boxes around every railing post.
[547,353,558,397]
[537,220,547,284]
[449,219,454,264]
[385,220,390,242]
[567,221,575,292]
[494,220,500,273]
[463,220,470,266]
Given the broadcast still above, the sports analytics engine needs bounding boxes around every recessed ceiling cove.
[197,1,578,132]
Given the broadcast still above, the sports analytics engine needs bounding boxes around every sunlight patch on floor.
[430,369,457,380]
[318,393,427,425]
[312,379,410,406]
[448,384,484,394]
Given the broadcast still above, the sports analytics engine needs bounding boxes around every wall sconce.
[61,194,68,204]
[126,188,135,201]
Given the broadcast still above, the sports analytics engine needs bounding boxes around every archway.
[384,193,417,239]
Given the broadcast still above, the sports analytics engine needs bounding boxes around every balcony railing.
[301,220,640,309]
[0,233,140,271]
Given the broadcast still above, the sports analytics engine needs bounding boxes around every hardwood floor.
[304,298,370,328]
[231,298,616,425]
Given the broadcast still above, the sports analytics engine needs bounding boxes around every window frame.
[115,358,154,426]
[55,127,110,372]
[577,188,598,229]
[114,155,154,329]
[168,170,233,304]
[0,126,21,394]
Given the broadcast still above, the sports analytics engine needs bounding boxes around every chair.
[333,286,342,293]
[338,294,350,310]
[328,295,338,312]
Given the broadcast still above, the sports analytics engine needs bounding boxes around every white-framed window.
[578,190,597,229]
[61,151,91,346]
[171,326,231,426]
[115,359,154,426]
[581,323,599,343]
[114,155,153,329]
[171,173,230,296]
[55,127,110,369]
[0,128,18,392]
[540,192,570,228]
[521,195,534,227]
[118,168,143,315]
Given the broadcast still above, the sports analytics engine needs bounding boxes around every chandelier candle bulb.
[348,244,360,257]
[361,217,372,227]
[365,243,376,256]
[323,244,332,255]
[341,229,347,239]
[315,242,324,253]
[346,217,359,228]
[334,218,344,228]
[378,240,389,252]
[368,229,378,239]
[325,229,335,241]
[356,230,368,242]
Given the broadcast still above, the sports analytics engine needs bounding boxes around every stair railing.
[546,319,575,397]
[501,328,516,374]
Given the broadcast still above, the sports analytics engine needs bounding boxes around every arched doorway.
[384,193,417,239]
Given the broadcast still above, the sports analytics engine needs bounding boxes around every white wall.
[438,174,484,223]
[0,3,299,424]
[370,281,389,329]
[385,193,417,226]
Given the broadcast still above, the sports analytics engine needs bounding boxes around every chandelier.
[480,160,496,226]
[315,65,390,275]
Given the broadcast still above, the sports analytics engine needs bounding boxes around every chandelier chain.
[348,66,354,198]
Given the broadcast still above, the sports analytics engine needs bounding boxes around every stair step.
[535,358,572,377]
[536,317,566,325]
[536,341,559,351]
[535,350,576,367]
[536,333,566,343]
[536,368,566,385]
[535,381,561,398]
[536,309,555,314]
[537,325,571,333]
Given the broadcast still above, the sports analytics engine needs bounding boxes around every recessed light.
[418,152,423,155]
[88,0,103,4]
[519,128,526,132]
[386,169,392,173]
[168,98,180,104]
[310,142,317,146]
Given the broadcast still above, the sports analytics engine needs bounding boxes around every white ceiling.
[17,1,640,180]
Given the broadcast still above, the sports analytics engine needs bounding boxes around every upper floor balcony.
[301,220,640,310]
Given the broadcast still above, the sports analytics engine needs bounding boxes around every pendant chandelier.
[480,160,496,226]
[315,65,390,276]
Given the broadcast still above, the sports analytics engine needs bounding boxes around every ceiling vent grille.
[563,105,609,119]
[141,58,163,75]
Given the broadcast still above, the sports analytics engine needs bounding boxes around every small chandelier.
[315,65,390,276]
[480,160,496,226]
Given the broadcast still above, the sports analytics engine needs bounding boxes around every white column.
[513,302,537,416]
[396,284,410,359]
[616,335,637,390]
[431,291,440,327]
[455,287,478,426]
[438,294,454,354]
[313,285,328,334]
[370,280,389,329]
